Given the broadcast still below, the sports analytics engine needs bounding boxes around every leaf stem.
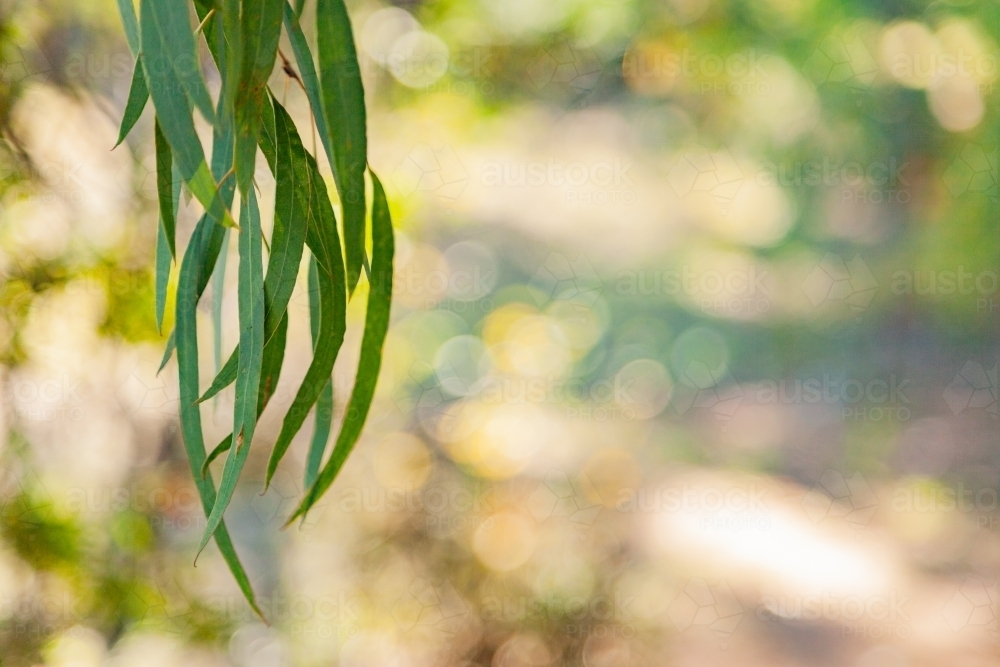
[195,7,215,35]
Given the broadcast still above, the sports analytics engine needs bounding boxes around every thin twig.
[195,8,216,35]
[278,48,306,93]
[277,47,318,157]
[218,166,235,189]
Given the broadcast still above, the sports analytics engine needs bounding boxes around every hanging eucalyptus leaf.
[115,0,395,617]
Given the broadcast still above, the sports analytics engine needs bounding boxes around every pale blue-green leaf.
[305,256,333,489]
[141,0,214,121]
[211,228,230,377]
[264,98,347,488]
[155,219,170,333]
[173,112,261,617]
[282,2,334,171]
[288,169,393,524]
[234,0,283,195]
[197,187,265,557]
[157,329,175,375]
[316,0,367,295]
[116,0,140,55]
[114,60,147,147]
[202,311,289,478]
[140,0,235,227]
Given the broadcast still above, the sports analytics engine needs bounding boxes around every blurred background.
[0,0,998,665]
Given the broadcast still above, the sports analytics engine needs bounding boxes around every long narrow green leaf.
[116,0,140,55]
[281,0,371,286]
[191,0,228,102]
[197,93,309,403]
[154,120,176,258]
[174,113,261,617]
[202,434,233,478]
[157,329,175,375]
[261,99,311,342]
[142,0,214,121]
[198,351,238,404]
[316,0,367,295]
[259,88,278,167]
[197,187,266,556]
[305,382,333,488]
[211,228,230,378]
[201,311,289,478]
[154,123,180,332]
[234,0,284,195]
[287,170,394,524]
[155,221,170,333]
[305,255,333,489]
[220,0,242,115]
[114,60,148,147]
[140,0,234,228]
[111,0,146,146]
[264,98,347,489]
[282,2,333,170]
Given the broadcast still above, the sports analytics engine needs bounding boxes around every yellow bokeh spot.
[473,510,538,571]
[374,432,433,490]
[879,21,940,90]
[581,449,641,508]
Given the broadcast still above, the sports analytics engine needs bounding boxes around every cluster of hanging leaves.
[114,0,393,617]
